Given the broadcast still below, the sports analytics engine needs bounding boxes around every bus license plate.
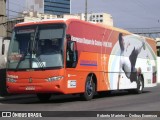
[26,86,35,90]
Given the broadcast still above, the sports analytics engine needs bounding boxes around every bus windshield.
[7,24,65,70]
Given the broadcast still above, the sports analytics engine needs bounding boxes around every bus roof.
[15,18,129,34]
[15,18,68,27]
[15,18,155,41]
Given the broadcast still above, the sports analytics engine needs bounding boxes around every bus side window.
[66,41,78,68]
[157,46,160,57]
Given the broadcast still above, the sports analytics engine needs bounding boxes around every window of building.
[100,20,103,22]
[100,15,103,17]
[44,0,71,15]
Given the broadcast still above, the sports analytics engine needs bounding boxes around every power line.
[6,9,23,14]
[6,1,28,19]
[7,14,23,19]
[126,27,160,39]
[85,0,87,21]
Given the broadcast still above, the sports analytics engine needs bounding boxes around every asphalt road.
[0,84,160,120]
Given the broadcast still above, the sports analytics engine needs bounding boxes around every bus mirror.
[68,41,77,52]
[66,34,71,40]
[2,37,11,55]
[2,44,5,55]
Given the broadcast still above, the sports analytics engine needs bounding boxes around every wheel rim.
[86,79,93,96]
[139,79,143,91]
[139,80,142,91]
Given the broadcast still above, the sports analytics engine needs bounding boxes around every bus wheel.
[128,75,144,94]
[81,76,95,101]
[37,93,51,102]
[135,75,144,94]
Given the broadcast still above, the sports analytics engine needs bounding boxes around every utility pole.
[7,0,9,20]
[85,0,87,21]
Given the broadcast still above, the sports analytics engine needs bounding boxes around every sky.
[7,0,160,29]
[71,0,160,29]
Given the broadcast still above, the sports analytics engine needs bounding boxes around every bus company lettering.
[7,74,18,79]
[71,36,112,48]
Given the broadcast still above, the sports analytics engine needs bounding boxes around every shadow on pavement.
[0,90,151,104]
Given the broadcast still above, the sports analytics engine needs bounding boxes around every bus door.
[65,40,79,92]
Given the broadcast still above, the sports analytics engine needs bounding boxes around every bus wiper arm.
[32,26,45,70]
[15,52,29,71]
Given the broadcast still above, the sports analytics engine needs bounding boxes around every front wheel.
[37,93,52,102]
[81,76,95,101]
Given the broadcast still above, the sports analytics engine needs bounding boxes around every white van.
[0,37,10,96]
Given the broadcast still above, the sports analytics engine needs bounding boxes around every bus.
[6,19,157,101]
[0,37,10,96]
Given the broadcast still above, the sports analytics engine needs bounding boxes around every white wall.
[0,38,10,69]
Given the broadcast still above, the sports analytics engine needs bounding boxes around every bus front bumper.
[7,81,65,94]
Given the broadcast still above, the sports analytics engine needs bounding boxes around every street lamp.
[85,0,87,21]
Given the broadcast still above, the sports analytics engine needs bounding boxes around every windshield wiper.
[32,26,45,70]
[15,53,29,71]
[15,26,45,70]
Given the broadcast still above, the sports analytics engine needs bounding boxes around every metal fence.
[126,27,160,39]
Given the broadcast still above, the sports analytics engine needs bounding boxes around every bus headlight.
[47,76,64,82]
[7,78,17,83]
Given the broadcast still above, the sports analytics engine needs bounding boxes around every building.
[6,11,113,37]
[22,11,57,21]
[44,0,70,15]
[60,14,81,19]
[76,13,113,26]
[26,0,70,15]
[21,12,113,27]
[0,0,7,37]
[88,13,113,26]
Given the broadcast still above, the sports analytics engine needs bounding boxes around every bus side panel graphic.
[109,34,156,90]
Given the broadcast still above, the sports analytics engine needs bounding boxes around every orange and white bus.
[6,19,157,101]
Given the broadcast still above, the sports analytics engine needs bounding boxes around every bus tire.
[81,76,95,101]
[135,75,144,94]
[128,75,144,94]
[37,93,51,102]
